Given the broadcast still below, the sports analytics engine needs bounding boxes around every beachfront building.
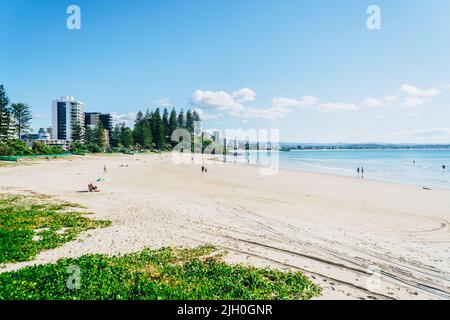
[85,112,113,147]
[212,130,220,142]
[51,96,85,141]
[23,138,71,150]
[85,112,112,131]
[0,112,15,140]
[21,127,69,150]
[21,128,52,141]
[38,128,51,140]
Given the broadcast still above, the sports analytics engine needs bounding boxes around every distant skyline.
[1,0,450,143]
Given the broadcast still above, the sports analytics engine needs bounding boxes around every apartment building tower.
[51,96,85,141]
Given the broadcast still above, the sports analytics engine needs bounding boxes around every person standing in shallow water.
[361,167,364,178]
[357,167,360,177]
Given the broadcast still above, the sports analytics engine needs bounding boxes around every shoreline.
[1,153,450,300]
[207,152,450,192]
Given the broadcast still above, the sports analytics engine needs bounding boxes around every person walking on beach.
[104,164,107,175]
[361,167,364,178]
[201,166,205,173]
[357,167,360,177]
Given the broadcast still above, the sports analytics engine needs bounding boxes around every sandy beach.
[1,153,449,300]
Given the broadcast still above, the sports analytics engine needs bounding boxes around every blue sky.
[1,0,450,143]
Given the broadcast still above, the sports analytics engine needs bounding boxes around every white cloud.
[409,113,420,117]
[191,82,444,120]
[362,96,398,108]
[111,112,137,126]
[154,98,172,108]
[315,103,358,112]
[400,97,426,108]
[396,128,450,137]
[242,105,293,120]
[363,98,384,108]
[191,88,293,120]
[231,88,256,103]
[384,96,398,104]
[272,95,318,109]
[362,84,441,110]
[400,84,442,98]
[191,89,245,115]
[194,108,219,121]
[271,98,300,109]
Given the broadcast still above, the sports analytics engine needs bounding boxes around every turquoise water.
[279,149,450,189]
[229,149,450,189]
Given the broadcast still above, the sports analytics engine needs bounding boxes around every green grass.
[0,194,111,264]
[0,195,321,300]
[0,246,321,300]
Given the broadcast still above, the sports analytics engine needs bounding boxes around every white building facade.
[51,96,85,141]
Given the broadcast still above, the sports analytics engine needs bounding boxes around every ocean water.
[228,149,450,189]
[279,149,450,189]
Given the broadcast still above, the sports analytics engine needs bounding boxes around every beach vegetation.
[0,139,65,156]
[0,194,111,264]
[0,246,321,300]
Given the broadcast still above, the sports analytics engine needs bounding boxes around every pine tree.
[151,108,164,150]
[71,122,84,143]
[193,110,201,141]
[177,109,185,129]
[10,102,32,139]
[111,125,121,147]
[133,111,145,147]
[120,124,134,148]
[94,122,106,150]
[84,126,94,145]
[144,109,152,126]
[142,124,153,149]
[193,110,201,122]
[162,108,169,141]
[169,108,178,146]
[186,109,194,134]
[0,85,11,141]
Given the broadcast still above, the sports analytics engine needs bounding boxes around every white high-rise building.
[212,130,220,142]
[51,96,85,141]
[0,112,15,140]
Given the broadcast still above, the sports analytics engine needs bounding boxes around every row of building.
[22,96,113,150]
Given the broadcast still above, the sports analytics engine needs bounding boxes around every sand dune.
[1,153,449,300]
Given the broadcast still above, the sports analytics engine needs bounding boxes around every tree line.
[0,85,53,156]
[71,108,202,154]
[0,85,32,141]
[109,108,201,151]
[1,84,206,155]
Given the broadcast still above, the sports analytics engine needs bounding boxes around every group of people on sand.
[88,183,99,192]
[357,167,364,178]
[87,164,108,192]
[201,165,208,174]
